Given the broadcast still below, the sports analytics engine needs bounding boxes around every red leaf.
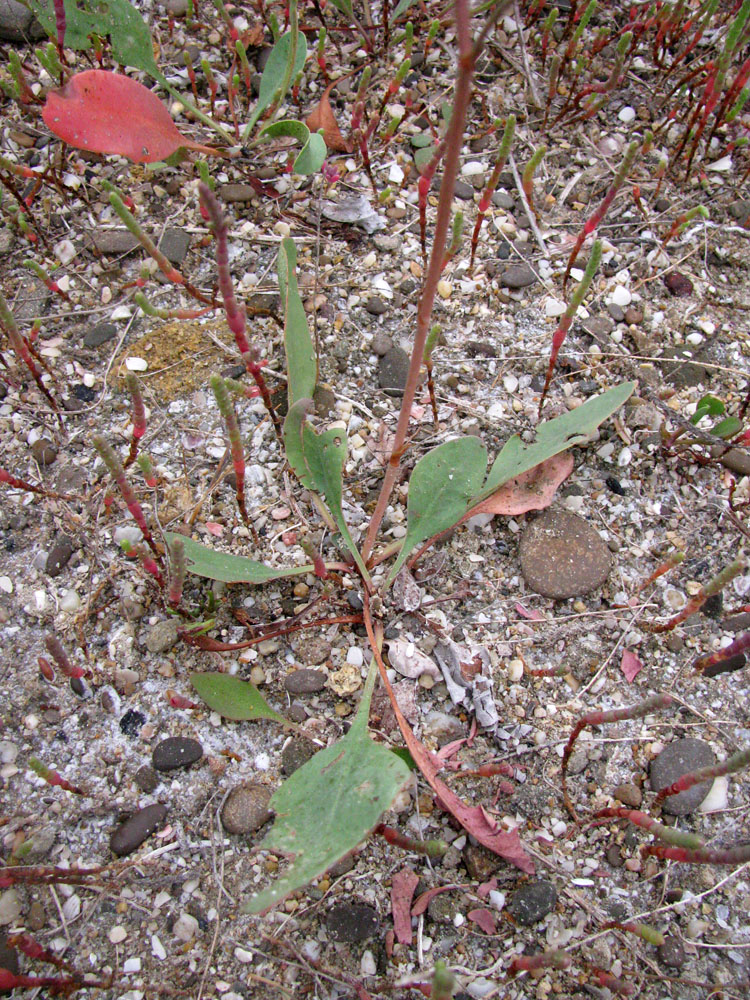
[464,453,574,520]
[620,649,643,682]
[467,908,497,934]
[306,81,352,153]
[42,71,222,164]
[515,603,546,621]
[391,867,419,945]
[412,884,467,917]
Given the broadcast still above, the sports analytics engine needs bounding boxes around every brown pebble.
[220,783,272,835]
[31,439,57,465]
[612,783,642,808]
[110,804,168,856]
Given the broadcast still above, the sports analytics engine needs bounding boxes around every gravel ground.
[2,2,750,998]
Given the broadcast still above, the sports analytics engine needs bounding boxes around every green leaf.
[414,144,436,171]
[169,533,312,584]
[26,0,160,76]
[480,382,636,500]
[190,672,291,726]
[277,238,316,407]
[712,415,743,439]
[410,133,433,148]
[391,0,417,21]
[243,658,410,914]
[244,29,308,135]
[328,0,355,18]
[386,437,488,585]
[691,394,725,424]
[259,118,327,175]
[283,401,370,581]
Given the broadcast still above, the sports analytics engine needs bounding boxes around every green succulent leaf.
[283,401,370,581]
[386,436,488,585]
[190,672,291,726]
[712,416,743,439]
[244,28,308,135]
[168,533,312,584]
[243,658,410,914]
[691,394,725,424]
[278,238,317,407]
[259,119,327,175]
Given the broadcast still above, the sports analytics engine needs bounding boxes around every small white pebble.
[82,372,96,388]
[618,106,636,124]
[437,279,452,299]
[125,357,148,372]
[698,775,729,813]
[461,160,486,176]
[273,221,291,237]
[234,947,254,963]
[109,926,127,944]
[611,285,632,307]
[569,267,584,282]
[0,577,13,594]
[507,658,524,683]
[173,912,199,942]
[60,589,81,613]
[360,950,377,976]
[545,297,566,318]
[388,163,404,184]
[453,913,465,927]
[123,958,141,974]
[346,647,364,667]
[618,446,632,467]
[151,935,166,961]
[686,332,703,346]
[503,374,519,393]
[25,714,40,730]
[55,239,76,265]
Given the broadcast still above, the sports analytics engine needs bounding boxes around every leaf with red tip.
[42,71,221,163]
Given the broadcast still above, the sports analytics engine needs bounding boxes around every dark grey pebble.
[134,765,159,793]
[498,264,537,289]
[158,227,191,266]
[0,933,19,976]
[519,509,612,599]
[110,803,167,856]
[45,535,75,577]
[661,347,708,389]
[219,183,256,203]
[152,736,203,772]
[371,332,393,356]
[650,738,716,815]
[90,229,140,255]
[284,669,327,694]
[220,783,272,834]
[281,737,317,775]
[83,322,118,348]
[378,346,410,395]
[119,709,146,738]
[365,295,389,316]
[326,902,379,943]
[658,934,686,968]
[508,879,558,926]
[454,179,475,200]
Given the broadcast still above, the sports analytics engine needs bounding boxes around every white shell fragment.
[125,357,148,372]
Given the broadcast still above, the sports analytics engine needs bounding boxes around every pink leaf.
[477,877,497,898]
[42,71,222,164]
[412,884,467,917]
[515,603,546,621]
[464,453,574,520]
[391,868,419,945]
[205,522,224,536]
[620,649,643,682]
[467,908,497,934]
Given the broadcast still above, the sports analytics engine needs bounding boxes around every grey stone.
[0,228,14,253]
[284,669,327,694]
[84,322,118,348]
[0,934,19,976]
[581,316,614,340]
[134,765,159,793]
[294,635,331,665]
[145,619,179,654]
[661,347,708,389]
[378,346,410,395]
[492,190,515,210]
[0,0,44,41]
[498,264,537,289]
[519,509,612,599]
[220,783,272,834]
[728,199,750,224]
[607,302,625,322]
[371,332,393,356]
[715,446,750,477]
[90,229,140,255]
[152,736,203,772]
[508,879,557,926]
[326,902,379,943]
[219,183,257,203]
[110,803,168,856]
[281,737,317,775]
[658,934,686,968]
[723,612,750,632]
[650,738,716,815]
[158,227,191,265]
[454,179,475,200]
[45,535,75,577]
[164,0,189,17]
[606,843,624,867]
[365,295,389,316]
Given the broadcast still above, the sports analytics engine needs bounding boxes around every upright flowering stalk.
[93,435,160,558]
[167,536,187,608]
[198,183,281,438]
[210,374,252,531]
[522,144,546,222]
[469,114,515,273]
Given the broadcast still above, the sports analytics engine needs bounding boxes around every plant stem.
[361,0,475,566]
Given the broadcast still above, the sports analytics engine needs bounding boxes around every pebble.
[346,646,364,667]
[145,620,179,654]
[284,669,327,694]
[365,296,389,315]
[507,880,558,926]
[152,736,203,772]
[612,783,642,808]
[125,357,148,372]
[158,227,190,265]
[463,845,501,881]
[91,229,140,255]
[371,332,393,356]
[59,589,81,613]
[31,438,57,465]
[664,272,694,297]
[134,765,159,793]
[295,636,331,665]
[658,934,686,968]
[0,889,21,926]
[454,179,475,200]
[110,803,168,856]
[45,535,75,577]
[610,285,632,307]
[618,106,636,123]
[173,912,199,941]
[220,783,272,834]
[715,447,750,477]
[326,903,379,943]
[281,738,317,775]
[498,264,537,288]
[219,183,256,202]
[83,322,118,348]
[378,346,410,395]
[519,510,612,599]
[109,925,128,944]
[650,738,716,815]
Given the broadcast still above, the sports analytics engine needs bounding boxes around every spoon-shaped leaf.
[190,672,291,727]
[260,119,327,175]
[243,657,411,914]
[168,533,312,584]
[278,238,317,407]
[42,71,223,163]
